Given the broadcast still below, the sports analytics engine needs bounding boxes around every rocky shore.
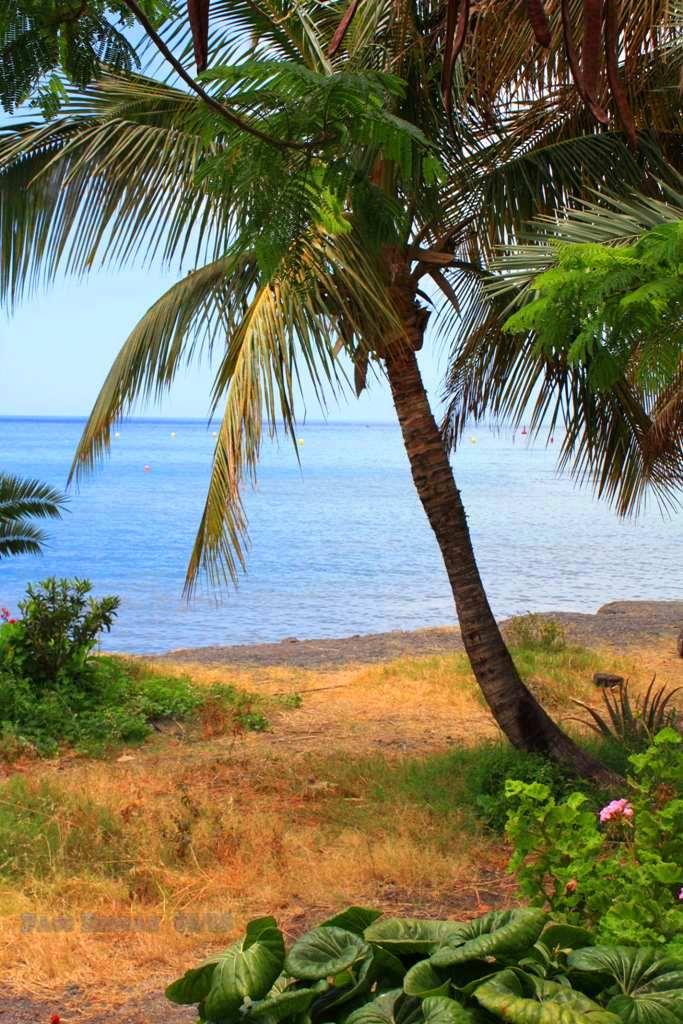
[158,600,683,670]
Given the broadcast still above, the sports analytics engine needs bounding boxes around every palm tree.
[0,474,65,559]
[0,1,680,780]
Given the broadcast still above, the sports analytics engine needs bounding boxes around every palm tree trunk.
[383,340,616,784]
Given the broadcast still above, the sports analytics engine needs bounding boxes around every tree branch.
[121,0,320,151]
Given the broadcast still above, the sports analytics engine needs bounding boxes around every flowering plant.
[505,729,683,952]
[599,797,634,823]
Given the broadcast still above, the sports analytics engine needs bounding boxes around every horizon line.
[0,414,398,426]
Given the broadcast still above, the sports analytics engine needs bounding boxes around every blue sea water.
[0,416,680,654]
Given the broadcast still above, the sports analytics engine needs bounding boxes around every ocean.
[0,417,680,654]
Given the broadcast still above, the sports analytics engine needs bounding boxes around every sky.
[0,265,447,422]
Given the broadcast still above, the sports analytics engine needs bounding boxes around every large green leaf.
[474,969,620,1024]
[429,911,548,967]
[166,953,222,1005]
[538,926,595,958]
[247,979,329,1022]
[285,926,371,981]
[403,960,451,998]
[202,917,286,1021]
[345,990,423,1024]
[421,996,473,1024]
[365,918,468,955]
[568,948,683,1024]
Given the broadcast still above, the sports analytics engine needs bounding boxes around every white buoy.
[115,432,121,438]
[469,436,477,444]
[170,431,176,438]
[297,438,305,446]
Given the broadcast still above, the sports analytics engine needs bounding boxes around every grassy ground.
[0,636,680,1019]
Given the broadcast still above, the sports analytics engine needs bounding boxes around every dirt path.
[158,601,683,670]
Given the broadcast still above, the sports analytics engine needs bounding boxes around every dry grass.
[0,637,680,1012]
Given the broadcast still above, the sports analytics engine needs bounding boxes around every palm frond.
[70,226,399,591]
[0,473,65,521]
[0,520,47,559]
[0,73,230,305]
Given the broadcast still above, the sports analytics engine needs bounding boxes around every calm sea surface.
[0,417,680,653]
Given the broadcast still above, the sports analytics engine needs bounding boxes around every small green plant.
[506,728,683,952]
[571,677,680,752]
[167,904,683,1024]
[505,613,567,653]
[277,692,303,709]
[2,577,119,685]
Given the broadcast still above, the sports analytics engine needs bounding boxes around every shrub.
[167,905,683,1024]
[1,577,119,685]
[0,656,269,757]
[506,728,683,952]
[455,742,579,832]
[505,613,567,652]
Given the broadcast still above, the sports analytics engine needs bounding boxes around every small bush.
[455,742,580,832]
[0,578,271,756]
[571,677,681,753]
[3,577,119,685]
[506,728,683,951]
[0,775,129,880]
[505,613,567,652]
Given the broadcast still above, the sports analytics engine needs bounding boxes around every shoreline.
[155,600,683,670]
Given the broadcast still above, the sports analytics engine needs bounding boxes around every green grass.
[0,775,130,881]
[310,736,627,836]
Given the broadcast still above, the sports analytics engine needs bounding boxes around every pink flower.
[599,798,634,824]
[0,607,11,622]
[678,888,683,902]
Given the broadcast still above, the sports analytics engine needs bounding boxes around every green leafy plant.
[505,614,568,653]
[571,678,681,752]
[167,905,683,1024]
[2,577,120,685]
[0,656,270,757]
[506,729,683,952]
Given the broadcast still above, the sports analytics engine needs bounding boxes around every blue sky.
[1,264,447,422]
